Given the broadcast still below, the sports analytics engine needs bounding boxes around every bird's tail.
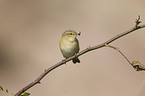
[72,57,80,64]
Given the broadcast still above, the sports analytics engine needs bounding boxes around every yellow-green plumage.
[59,30,80,63]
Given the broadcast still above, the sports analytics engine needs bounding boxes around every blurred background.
[0,0,145,96]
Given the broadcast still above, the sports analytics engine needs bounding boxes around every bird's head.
[62,30,80,39]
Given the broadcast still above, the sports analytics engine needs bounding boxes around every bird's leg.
[74,53,78,58]
[62,59,67,64]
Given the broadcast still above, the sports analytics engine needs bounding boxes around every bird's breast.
[59,38,79,58]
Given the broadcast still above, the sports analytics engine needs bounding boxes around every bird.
[59,30,80,64]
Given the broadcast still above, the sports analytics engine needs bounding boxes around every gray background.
[0,0,145,96]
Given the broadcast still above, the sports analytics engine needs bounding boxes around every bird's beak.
[77,32,81,36]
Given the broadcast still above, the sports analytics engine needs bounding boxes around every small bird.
[59,30,80,64]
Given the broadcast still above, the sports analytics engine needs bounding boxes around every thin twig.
[15,17,145,96]
[105,44,132,65]
[105,44,145,71]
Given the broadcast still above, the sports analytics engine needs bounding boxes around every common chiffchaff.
[59,30,80,64]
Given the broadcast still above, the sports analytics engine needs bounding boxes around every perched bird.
[59,30,80,64]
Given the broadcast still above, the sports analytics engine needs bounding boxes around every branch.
[105,44,145,71]
[15,16,145,96]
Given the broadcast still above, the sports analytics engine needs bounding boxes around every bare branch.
[15,17,145,96]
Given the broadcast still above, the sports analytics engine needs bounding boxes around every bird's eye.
[70,33,73,35]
